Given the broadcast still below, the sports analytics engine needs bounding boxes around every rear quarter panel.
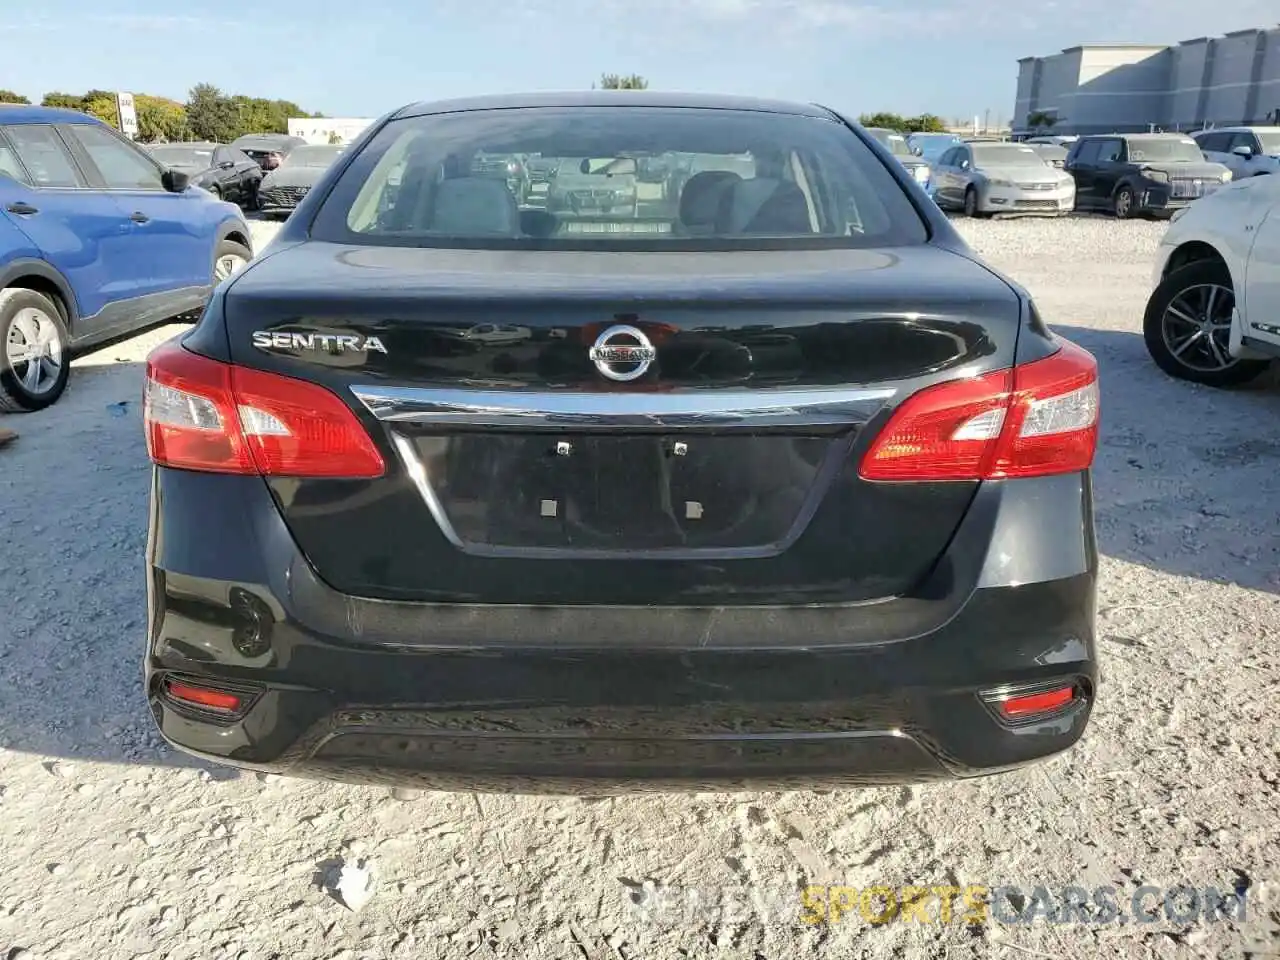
[1153,177,1277,301]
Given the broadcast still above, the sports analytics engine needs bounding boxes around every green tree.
[1026,110,1058,132]
[136,94,188,141]
[0,90,30,104]
[858,112,908,130]
[83,94,119,128]
[598,74,648,90]
[903,114,947,134]
[41,92,84,109]
[185,83,240,142]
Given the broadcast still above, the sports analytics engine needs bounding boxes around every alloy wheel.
[1161,282,1236,372]
[5,305,63,397]
[1114,189,1133,219]
[215,253,249,281]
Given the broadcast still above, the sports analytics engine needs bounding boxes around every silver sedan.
[930,142,1076,217]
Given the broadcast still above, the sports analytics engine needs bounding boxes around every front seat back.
[429,177,520,236]
[716,177,813,235]
[678,171,741,235]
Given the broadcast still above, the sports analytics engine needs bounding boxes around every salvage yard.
[1,216,1279,959]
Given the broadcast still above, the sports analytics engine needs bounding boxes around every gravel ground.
[1,215,1278,960]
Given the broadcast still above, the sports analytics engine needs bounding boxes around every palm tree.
[1026,111,1060,133]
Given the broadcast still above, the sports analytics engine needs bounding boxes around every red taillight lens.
[144,340,385,478]
[859,339,1098,482]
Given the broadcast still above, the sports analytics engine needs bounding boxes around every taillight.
[859,339,1098,482]
[144,340,385,478]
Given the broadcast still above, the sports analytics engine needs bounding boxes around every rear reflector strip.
[164,680,243,713]
[987,685,1079,720]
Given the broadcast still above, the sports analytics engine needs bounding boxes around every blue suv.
[0,105,253,410]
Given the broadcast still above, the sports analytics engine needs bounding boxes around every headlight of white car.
[1220,170,1233,182]
[988,178,1013,188]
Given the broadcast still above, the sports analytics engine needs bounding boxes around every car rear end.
[142,98,1099,792]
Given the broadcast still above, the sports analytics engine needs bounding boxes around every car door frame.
[1242,197,1280,352]
[1065,138,1100,208]
[1091,137,1127,206]
[1227,131,1263,176]
[57,122,211,299]
[932,147,959,205]
[0,121,147,341]
[228,147,262,205]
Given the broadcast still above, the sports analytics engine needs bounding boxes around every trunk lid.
[221,242,1022,605]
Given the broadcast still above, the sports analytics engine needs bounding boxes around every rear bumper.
[144,469,1098,792]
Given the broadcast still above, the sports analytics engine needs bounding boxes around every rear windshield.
[972,144,1048,167]
[286,145,344,167]
[867,129,911,157]
[1126,138,1203,162]
[149,146,213,168]
[309,107,929,250]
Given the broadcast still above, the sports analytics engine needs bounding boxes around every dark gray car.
[1065,134,1232,218]
[258,144,346,218]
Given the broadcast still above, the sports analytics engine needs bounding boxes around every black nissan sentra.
[142,93,1100,793]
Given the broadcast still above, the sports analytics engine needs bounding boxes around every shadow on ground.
[0,324,1276,768]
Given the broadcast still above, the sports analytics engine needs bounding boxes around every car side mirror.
[1231,145,1254,158]
[162,169,190,193]
[218,160,235,170]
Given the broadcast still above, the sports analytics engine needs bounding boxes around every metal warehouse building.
[1014,25,1280,135]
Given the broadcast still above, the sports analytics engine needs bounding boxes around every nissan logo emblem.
[589,324,657,382]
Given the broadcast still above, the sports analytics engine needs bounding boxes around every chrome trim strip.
[390,434,467,548]
[351,385,895,429]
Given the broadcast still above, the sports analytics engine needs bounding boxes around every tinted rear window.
[1126,138,1203,162]
[309,107,928,250]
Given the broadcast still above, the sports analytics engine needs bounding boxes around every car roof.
[392,91,834,120]
[150,141,220,149]
[1195,125,1280,134]
[0,104,103,125]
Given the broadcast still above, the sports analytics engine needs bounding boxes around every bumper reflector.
[992,685,1077,720]
[165,680,243,713]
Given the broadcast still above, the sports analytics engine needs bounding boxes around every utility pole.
[983,108,991,134]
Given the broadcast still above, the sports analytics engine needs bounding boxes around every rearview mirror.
[1232,144,1254,158]
[162,168,190,193]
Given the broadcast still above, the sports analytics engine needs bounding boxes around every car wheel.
[1142,260,1268,387]
[213,239,253,283]
[0,287,71,412]
[1112,185,1135,219]
[963,187,978,216]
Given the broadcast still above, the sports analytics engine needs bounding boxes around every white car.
[1144,173,1280,386]
[1190,127,1280,180]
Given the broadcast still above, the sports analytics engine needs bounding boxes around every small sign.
[116,92,138,139]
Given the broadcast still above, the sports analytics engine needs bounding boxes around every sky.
[4,0,1277,123]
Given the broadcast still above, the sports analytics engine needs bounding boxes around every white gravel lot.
[1,215,1279,960]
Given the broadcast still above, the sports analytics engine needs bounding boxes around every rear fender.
[0,252,81,329]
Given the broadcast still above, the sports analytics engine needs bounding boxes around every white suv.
[1191,127,1280,179]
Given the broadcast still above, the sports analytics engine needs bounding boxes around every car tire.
[1112,185,1135,219]
[0,287,72,412]
[212,239,253,284]
[963,187,979,217]
[1142,260,1269,387]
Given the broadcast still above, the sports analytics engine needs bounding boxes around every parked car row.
[0,105,252,411]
